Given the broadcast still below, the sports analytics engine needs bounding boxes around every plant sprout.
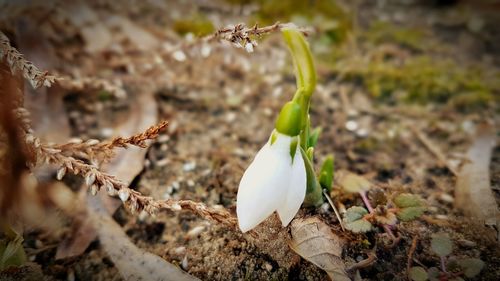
[409,233,484,281]
[236,26,329,232]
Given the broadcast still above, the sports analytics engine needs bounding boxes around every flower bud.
[275,101,303,137]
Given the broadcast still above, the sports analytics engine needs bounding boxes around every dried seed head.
[90,184,98,196]
[171,203,182,211]
[118,189,130,202]
[244,42,254,53]
[105,181,116,195]
[129,200,139,213]
[85,172,96,187]
[44,147,62,154]
[68,138,83,144]
[56,166,67,180]
[25,134,35,143]
[33,138,41,148]
[85,139,100,146]
[65,161,73,171]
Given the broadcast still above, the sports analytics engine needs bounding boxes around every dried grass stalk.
[27,121,237,229]
[0,31,58,89]
[57,76,127,98]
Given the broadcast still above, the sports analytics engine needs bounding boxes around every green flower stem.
[282,26,322,206]
[282,27,317,152]
[282,28,317,97]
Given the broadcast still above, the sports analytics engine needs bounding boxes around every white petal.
[236,133,293,232]
[277,145,306,226]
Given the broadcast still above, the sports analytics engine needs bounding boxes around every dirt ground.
[0,0,499,280]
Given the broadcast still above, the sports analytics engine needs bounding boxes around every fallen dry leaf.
[289,217,351,281]
[455,123,499,236]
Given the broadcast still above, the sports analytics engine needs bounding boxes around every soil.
[1,0,499,280]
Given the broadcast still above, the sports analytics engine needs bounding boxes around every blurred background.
[0,0,499,280]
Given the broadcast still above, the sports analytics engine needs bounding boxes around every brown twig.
[347,248,377,272]
[406,236,418,280]
[411,127,459,176]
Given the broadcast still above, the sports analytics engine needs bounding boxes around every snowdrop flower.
[237,102,307,232]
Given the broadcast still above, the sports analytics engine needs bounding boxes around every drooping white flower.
[236,131,306,232]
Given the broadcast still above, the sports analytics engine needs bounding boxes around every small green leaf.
[301,148,323,207]
[394,193,426,221]
[409,266,428,281]
[339,172,371,193]
[318,155,334,192]
[308,127,321,148]
[0,235,27,270]
[394,193,424,208]
[427,267,440,281]
[344,206,373,233]
[430,233,453,257]
[397,206,426,221]
[457,258,484,278]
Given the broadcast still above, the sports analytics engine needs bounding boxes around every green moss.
[337,54,498,111]
[365,21,426,50]
[173,15,215,36]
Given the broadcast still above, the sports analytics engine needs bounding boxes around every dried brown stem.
[177,22,310,53]
[0,30,58,89]
[47,121,169,163]
[411,127,459,176]
[57,75,127,98]
[29,122,236,229]
[208,22,309,48]
[406,236,418,278]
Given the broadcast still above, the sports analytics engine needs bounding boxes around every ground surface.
[1,0,499,280]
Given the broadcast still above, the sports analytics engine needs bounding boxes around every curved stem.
[282,27,316,97]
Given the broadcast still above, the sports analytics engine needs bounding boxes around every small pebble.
[225,112,237,122]
[181,255,189,270]
[319,202,330,214]
[439,193,454,204]
[157,134,169,143]
[100,128,114,138]
[435,214,449,220]
[187,225,205,238]
[156,158,169,167]
[345,120,358,131]
[67,269,75,281]
[201,44,211,57]
[457,239,476,248]
[174,246,186,255]
[263,262,273,271]
[172,181,180,190]
[172,50,187,62]
[183,162,196,172]
[35,239,43,249]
